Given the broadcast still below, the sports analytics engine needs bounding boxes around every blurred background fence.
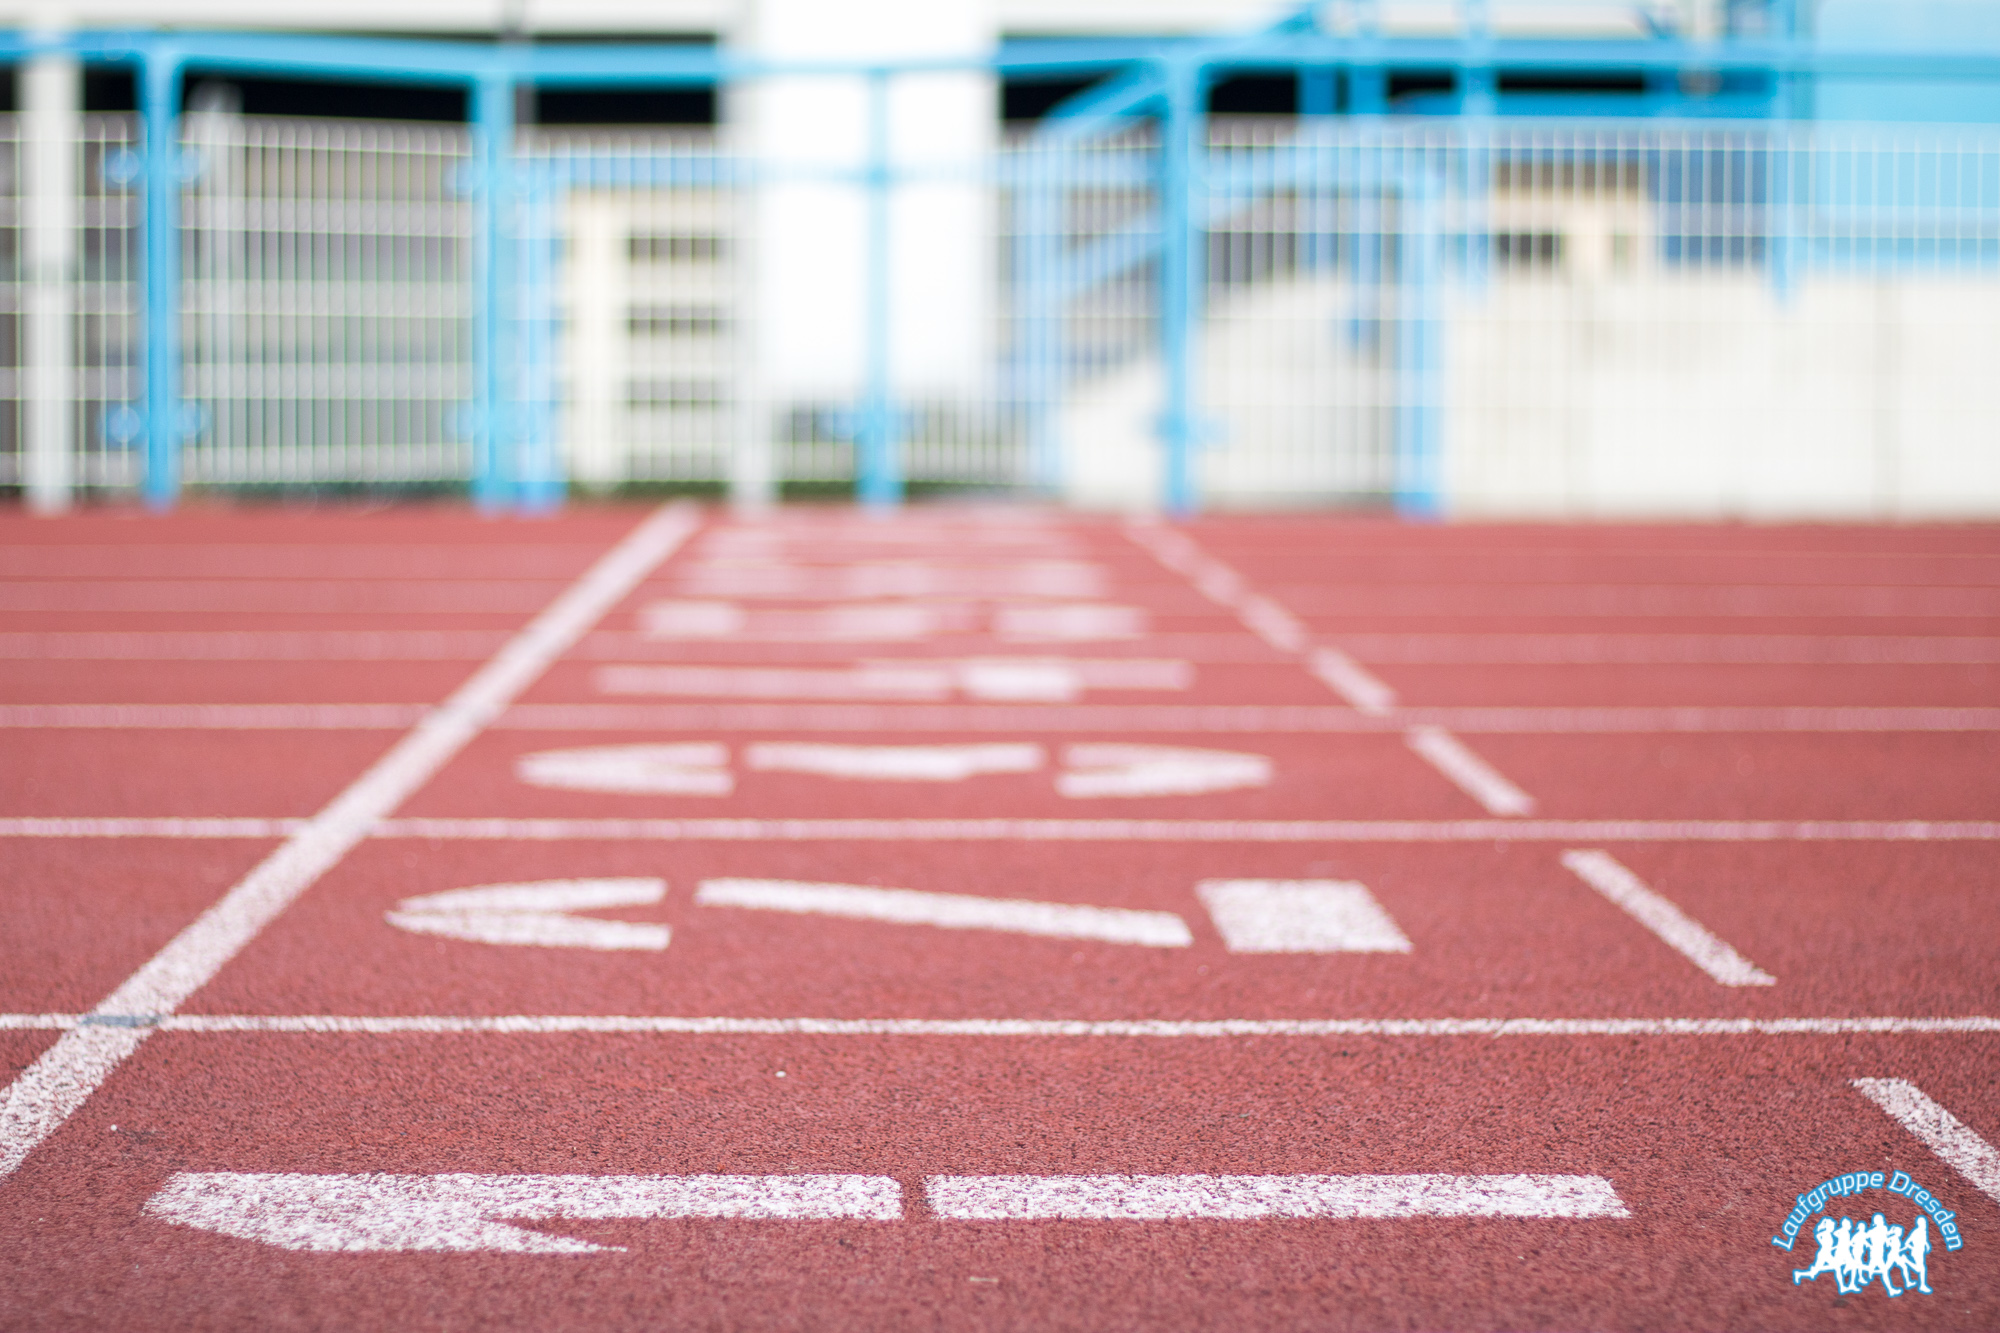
[3,6,2000,517]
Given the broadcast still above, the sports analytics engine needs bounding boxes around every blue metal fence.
[4,14,2000,515]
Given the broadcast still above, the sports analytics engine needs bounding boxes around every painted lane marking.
[597,664,958,701]
[595,660,1193,703]
[0,631,512,661]
[636,601,1147,644]
[0,581,565,614]
[0,704,427,729]
[12,817,2000,843]
[1853,1079,2000,1207]
[644,599,957,642]
[673,561,1111,600]
[494,703,2000,735]
[1057,744,1272,798]
[1197,880,1412,954]
[8,1014,2000,1037]
[518,744,733,796]
[362,818,2000,843]
[1309,648,1397,716]
[0,818,309,838]
[1405,726,1537,816]
[0,506,701,1180]
[1332,633,2000,666]
[1560,850,1776,987]
[16,703,2000,733]
[990,604,1149,642]
[146,1173,903,1253]
[925,1174,1629,1220]
[695,879,1193,949]
[386,880,670,952]
[745,743,1045,783]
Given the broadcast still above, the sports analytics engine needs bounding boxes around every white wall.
[731,0,996,407]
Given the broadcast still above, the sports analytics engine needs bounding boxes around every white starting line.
[144,1171,1630,1252]
[5,1013,1996,1036]
[5,817,2000,842]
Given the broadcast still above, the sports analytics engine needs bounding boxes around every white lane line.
[386,879,670,952]
[16,703,2000,733]
[7,1014,2000,1037]
[1124,523,1542,818]
[1197,880,1412,953]
[1333,633,2000,666]
[146,1173,903,1252]
[0,581,563,614]
[1853,1078,2000,1207]
[0,704,426,729]
[367,817,2000,843]
[1406,726,1537,816]
[0,818,308,838]
[0,506,700,1180]
[695,879,1193,948]
[1309,648,1397,716]
[745,743,1045,782]
[1560,850,1776,987]
[0,631,511,660]
[925,1174,1629,1220]
[11,816,1999,843]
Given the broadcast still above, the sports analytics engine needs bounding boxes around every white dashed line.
[1853,1078,2000,1207]
[1560,850,1775,987]
[1405,726,1538,816]
[146,1173,904,1252]
[925,1173,1629,1220]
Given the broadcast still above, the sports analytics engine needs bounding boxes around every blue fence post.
[1014,142,1067,494]
[1157,56,1206,517]
[513,158,565,513]
[140,46,184,510]
[471,71,514,511]
[1395,169,1444,517]
[856,68,902,508]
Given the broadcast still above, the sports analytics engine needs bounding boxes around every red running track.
[1,503,1998,1331]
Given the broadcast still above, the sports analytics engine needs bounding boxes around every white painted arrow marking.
[745,743,1044,783]
[386,879,670,952]
[145,1173,902,1252]
[696,879,1193,948]
[516,744,732,796]
[925,1174,1629,1220]
[1057,744,1272,799]
[1197,880,1412,953]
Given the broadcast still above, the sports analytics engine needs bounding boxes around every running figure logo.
[1793,1214,1933,1297]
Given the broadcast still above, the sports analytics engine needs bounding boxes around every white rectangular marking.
[696,879,1193,948]
[1405,726,1536,816]
[1197,880,1412,953]
[924,1174,1629,1220]
[1561,850,1776,987]
[1853,1079,2000,1206]
[146,1173,902,1253]
[0,507,700,1179]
